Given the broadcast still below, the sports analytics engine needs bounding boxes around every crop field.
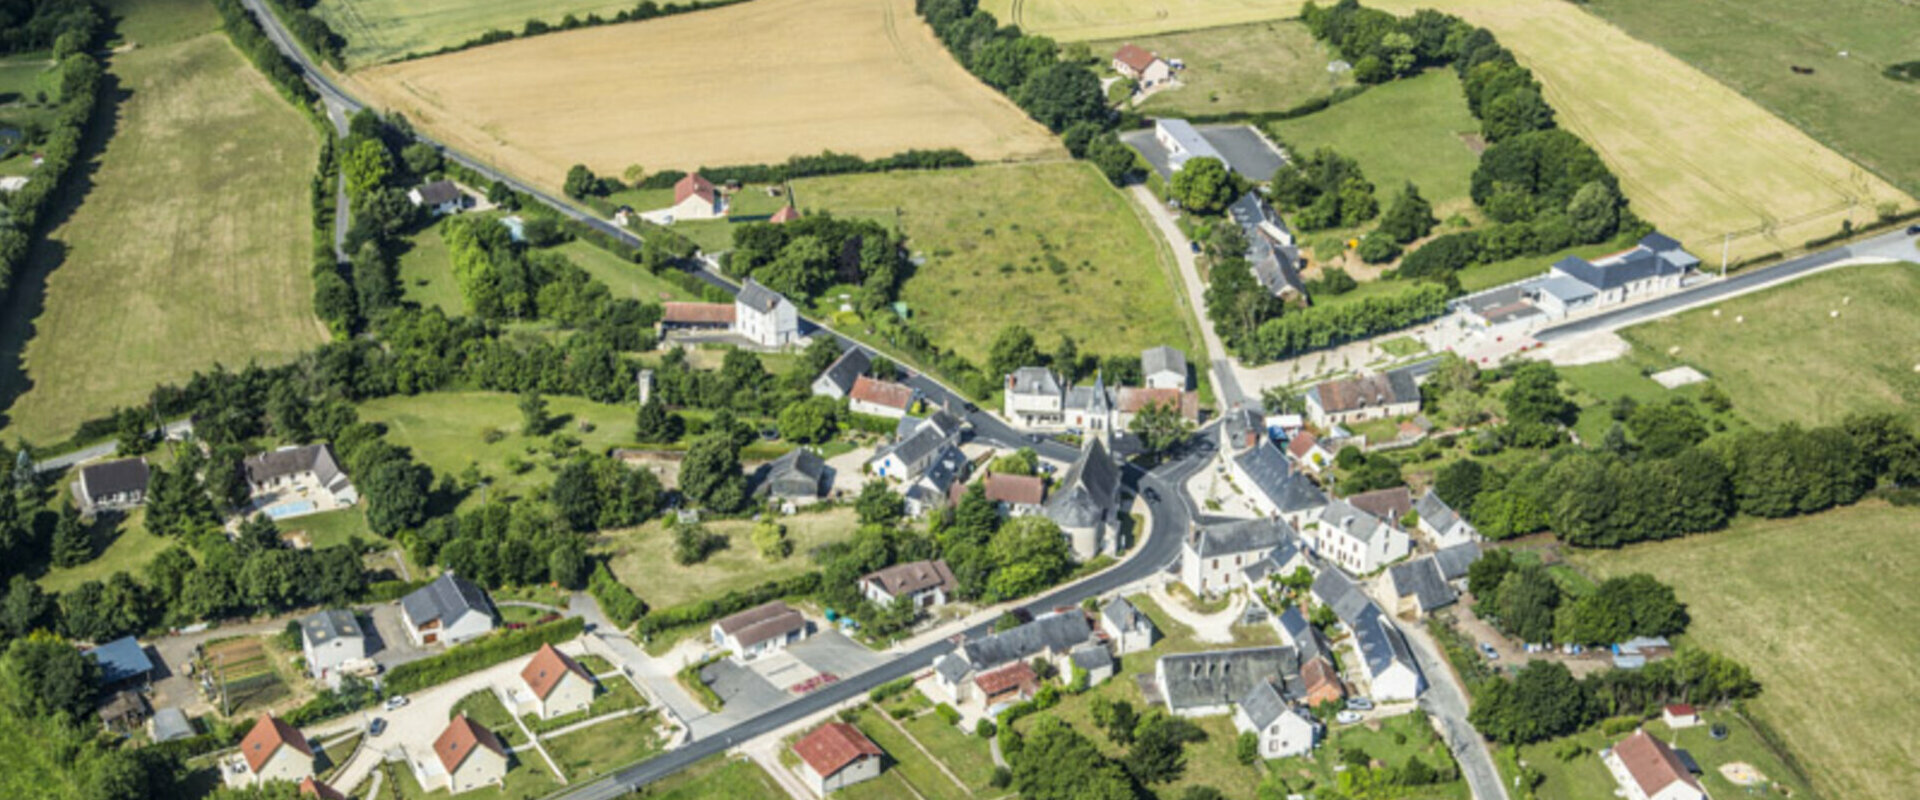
[314,0,654,67]
[791,161,1200,366]
[0,0,325,443]
[350,0,1061,192]
[1269,69,1481,217]
[1572,503,1920,800]
[1613,263,1920,429]
[1364,0,1913,262]
[981,0,1302,42]
[1095,20,1347,116]
[1583,0,1920,201]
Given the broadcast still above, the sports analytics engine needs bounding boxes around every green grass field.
[980,0,1303,42]
[850,709,973,800]
[1098,20,1348,116]
[34,509,169,593]
[1570,503,1920,800]
[601,506,859,609]
[315,0,682,67]
[554,240,702,304]
[356,390,641,506]
[792,161,1201,366]
[0,0,325,444]
[451,690,527,748]
[1583,0,1920,200]
[395,220,463,314]
[1614,263,1920,428]
[542,710,662,781]
[1269,69,1481,218]
[639,755,786,800]
[1517,712,1807,800]
[899,711,998,793]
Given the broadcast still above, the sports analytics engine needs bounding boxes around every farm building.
[792,722,885,795]
[1154,118,1224,173]
[83,636,154,689]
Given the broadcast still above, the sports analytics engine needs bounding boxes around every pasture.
[0,0,325,442]
[1364,0,1913,262]
[1584,0,1920,201]
[1269,69,1481,217]
[314,0,657,67]
[600,506,860,609]
[1613,263,1920,428]
[1571,503,1920,800]
[350,0,1061,192]
[1096,20,1348,116]
[982,0,1302,42]
[791,161,1201,366]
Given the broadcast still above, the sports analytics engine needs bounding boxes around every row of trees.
[1239,282,1451,363]
[0,12,101,313]
[630,148,976,190]
[1470,652,1758,745]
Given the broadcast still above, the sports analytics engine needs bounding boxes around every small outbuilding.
[793,721,885,795]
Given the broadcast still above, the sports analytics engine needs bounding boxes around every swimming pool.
[265,500,317,519]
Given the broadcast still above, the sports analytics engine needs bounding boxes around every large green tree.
[1170,157,1237,216]
[679,432,747,513]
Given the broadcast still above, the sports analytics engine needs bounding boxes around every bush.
[990,765,1012,789]
[636,572,822,636]
[1600,715,1643,737]
[1356,234,1403,264]
[588,562,647,627]
[384,618,585,694]
[975,719,996,738]
[935,703,962,725]
[869,676,916,703]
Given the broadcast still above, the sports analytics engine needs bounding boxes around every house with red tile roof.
[769,204,800,224]
[1111,43,1171,87]
[792,721,885,794]
[974,661,1039,706]
[429,714,510,794]
[298,777,347,800]
[518,643,598,720]
[670,172,726,220]
[1603,729,1709,800]
[848,375,916,419]
[238,714,314,786]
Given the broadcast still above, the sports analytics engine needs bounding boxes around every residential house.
[1414,489,1478,547]
[518,643,597,720]
[1003,367,1065,428]
[752,448,830,501]
[710,600,808,661]
[244,444,358,508]
[1304,370,1421,427]
[1232,438,1328,531]
[1287,430,1336,473]
[299,778,348,800]
[1549,233,1697,309]
[430,714,509,795]
[1221,406,1269,453]
[1277,606,1345,707]
[929,609,1095,706]
[793,722,885,795]
[1045,437,1120,561]
[407,180,465,216]
[1347,486,1413,526]
[1116,386,1200,428]
[862,560,958,609]
[400,572,496,647]
[1313,568,1422,700]
[1101,596,1157,655]
[1141,346,1189,390]
[848,375,916,418]
[1069,641,1115,686]
[1431,542,1481,591]
[1662,705,1700,729]
[961,472,1046,517]
[734,278,800,348]
[1603,729,1709,800]
[1387,557,1457,617]
[1155,646,1294,718]
[1154,119,1224,173]
[1234,678,1319,758]
[1181,517,1294,596]
[975,661,1040,706]
[811,347,871,399]
[76,458,149,513]
[903,442,970,518]
[1238,534,1308,588]
[669,172,726,221]
[83,636,153,690]
[1062,373,1117,435]
[238,714,314,786]
[1310,499,1411,575]
[658,302,735,334]
[298,609,367,682]
[1111,44,1172,88]
[1227,192,1306,299]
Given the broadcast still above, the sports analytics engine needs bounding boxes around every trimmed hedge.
[384,617,585,694]
[589,562,647,627]
[634,148,975,189]
[868,676,915,703]
[635,572,821,636]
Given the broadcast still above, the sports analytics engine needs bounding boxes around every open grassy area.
[1583,0,1920,201]
[850,708,973,800]
[1570,503,1920,800]
[1613,263,1920,428]
[314,0,675,67]
[0,0,326,443]
[554,240,701,304]
[1517,712,1808,800]
[793,161,1200,365]
[280,507,378,551]
[356,390,641,506]
[451,690,527,748]
[1098,20,1349,116]
[1269,69,1481,218]
[982,0,1302,42]
[1364,0,1913,262]
[541,710,663,781]
[641,755,787,800]
[351,0,1062,191]
[601,506,859,609]
[1265,713,1465,797]
[396,219,463,314]
[899,710,998,793]
[34,509,169,593]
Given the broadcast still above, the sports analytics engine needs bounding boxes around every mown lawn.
[541,710,662,781]
[640,755,787,800]
[451,689,527,748]
[34,508,169,593]
[1269,69,1481,217]
[850,708,973,800]
[1569,503,1920,800]
[554,240,700,304]
[1263,712,1465,798]
[1103,20,1349,117]
[600,506,859,609]
[1517,712,1808,800]
[901,710,998,792]
[396,219,464,315]
[356,390,640,508]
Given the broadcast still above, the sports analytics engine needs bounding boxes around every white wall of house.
[1233,707,1316,759]
[1109,623,1153,656]
[448,749,508,795]
[864,582,946,609]
[669,193,723,221]
[1368,660,1424,702]
[1307,399,1419,428]
[1602,750,1706,800]
[1312,522,1409,575]
[1004,392,1063,429]
[536,674,596,720]
[809,755,882,795]
[1180,543,1262,596]
[254,747,313,786]
[303,635,366,680]
[405,609,494,648]
[736,299,798,348]
[849,397,909,419]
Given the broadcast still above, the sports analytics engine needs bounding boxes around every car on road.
[1143,488,1160,503]
[1479,643,1499,660]
[1346,697,1374,711]
[369,717,387,737]
[384,695,409,711]
[1908,224,1920,236]
[1335,710,1363,724]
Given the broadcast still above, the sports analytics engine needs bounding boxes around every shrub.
[588,562,647,626]
[1600,715,1643,737]
[636,572,822,636]
[384,618,585,694]
[935,703,962,725]
[975,719,996,738]
[1356,234,1403,264]
[869,676,916,703]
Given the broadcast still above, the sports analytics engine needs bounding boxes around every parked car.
[369,717,387,737]
[1143,488,1160,503]
[1907,224,1920,236]
[1346,697,1374,711]
[1335,710,1363,725]
[384,695,409,711]
[1479,642,1500,660]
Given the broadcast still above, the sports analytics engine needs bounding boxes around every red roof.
[974,661,1038,699]
[299,777,347,800]
[434,714,508,775]
[770,205,801,224]
[521,643,594,700]
[792,722,883,779]
[675,172,717,206]
[1113,43,1159,73]
[661,302,736,325]
[984,472,1046,506]
[1118,387,1200,421]
[1287,431,1319,459]
[240,715,312,774]
[1611,729,1704,797]
[1664,703,1696,716]
[849,375,914,410]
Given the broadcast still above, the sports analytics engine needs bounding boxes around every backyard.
[1099,20,1349,117]
[600,506,860,609]
[33,509,168,593]
[1514,712,1809,800]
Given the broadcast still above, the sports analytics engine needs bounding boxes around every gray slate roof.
[1229,192,1305,297]
[414,180,460,205]
[933,653,970,683]
[816,348,870,395]
[880,425,950,475]
[1552,234,1696,292]
[1415,490,1462,535]
[1239,537,1303,584]
[1142,346,1187,381]
[1158,646,1294,711]
[402,572,493,629]
[736,278,786,314]
[1276,605,1331,665]
[1192,516,1292,558]
[1236,439,1327,514]
[1008,367,1063,398]
[1046,437,1118,529]
[1064,373,1114,414]
[1312,566,1376,624]
[1320,498,1392,544]
[300,609,362,649]
[1352,605,1420,682]
[959,611,1094,671]
[754,449,828,498]
[1102,596,1151,636]
[245,444,348,491]
[1070,642,1114,672]
[1236,677,1292,730]
[1431,541,1482,582]
[80,458,149,499]
[1388,558,1456,612]
[149,707,194,743]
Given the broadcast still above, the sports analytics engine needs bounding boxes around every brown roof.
[769,205,800,223]
[1611,729,1704,796]
[864,560,957,599]
[1118,387,1200,422]
[1346,486,1412,522]
[240,714,312,774]
[1664,703,1696,716]
[849,375,914,410]
[1313,373,1418,414]
[974,661,1038,698]
[1113,43,1159,73]
[521,643,594,700]
[985,473,1046,506]
[792,722,883,779]
[1300,657,1344,702]
[1287,431,1319,459]
[714,600,806,648]
[434,714,508,775]
[661,302,736,325]
[675,172,717,206]
[299,777,348,800]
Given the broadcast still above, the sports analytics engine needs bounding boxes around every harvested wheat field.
[351,0,1062,192]
[981,0,1303,42]
[1369,0,1913,262]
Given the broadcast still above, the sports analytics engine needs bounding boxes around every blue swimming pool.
[265,500,316,519]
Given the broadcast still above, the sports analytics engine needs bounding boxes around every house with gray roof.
[1181,516,1294,595]
[1231,438,1328,530]
[1431,541,1481,584]
[1415,489,1478,547]
[1228,192,1305,299]
[752,448,830,501]
[1351,605,1424,700]
[903,442,970,517]
[1239,535,1307,587]
[1003,367,1065,428]
[931,610,1099,711]
[1102,596,1157,655]
[734,278,800,348]
[1234,678,1319,758]
[1387,557,1457,617]
[76,457,150,513]
[711,600,809,661]
[810,347,871,399]
[1154,119,1225,173]
[1063,372,1117,435]
[1047,437,1121,561]
[83,636,154,688]
[1155,646,1295,717]
[869,413,960,483]
[1310,498,1411,575]
[299,609,368,681]
[1277,605,1346,706]
[1549,233,1696,305]
[244,444,358,513]
[1142,346,1189,390]
[1070,641,1115,686]
[401,572,496,647]
[1311,566,1376,624]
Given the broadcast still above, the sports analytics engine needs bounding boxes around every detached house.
[1604,729,1709,800]
[862,559,958,609]
[408,180,465,216]
[929,609,1096,710]
[961,472,1046,518]
[517,643,597,720]
[1181,517,1294,596]
[1316,569,1423,700]
[238,715,314,786]
[1414,489,1478,547]
[1310,499,1411,575]
[1227,192,1306,299]
[298,609,367,682]
[669,172,726,221]
[1304,370,1421,427]
[76,457,150,513]
[710,600,808,661]
[1141,346,1189,390]
[734,278,800,348]
[811,347,871,399]
[1234,678,1320,759]
[1004,367,1065,429]
[401,572,496,647]
[244,444,358,510]
[428,714,509,795]
[1112,43,1172,88]
[848,375,916,418]
[1232,438,1328,531]
[793,722,885,795]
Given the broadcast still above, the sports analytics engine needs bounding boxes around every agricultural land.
[0,0,325,442]
[1572,503,1920,800]
[1269,69,1481,219]
[1583,0,1920,200]
[981,0,1302,42]
[314,0,665,67]
[1364,0,1913,262]
[1094,19,1349,117]
[791,161,1202,366]
[350,0,1062,192]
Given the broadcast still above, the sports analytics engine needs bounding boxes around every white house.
[1310,499,1411,575]
[1603,729,1709,800]
[238,715,314,786]
[429,714,509,795]
[76,457,150,513]
[1303,369,1421,427]
[1154,118,1223,173]
[1314,569,1424,701]
[793,722,885,795]
[1101,596,1157,655]
[1231,438,1328,531]
[1661,704,1701,729]
[861,560,957,609]
[1112,43,1172,88]
[811,348,871,399]
[298,609,366,683]
[1414,489,1478,547]
[1234,679,1319,759]
[408,180,465,216]
[847,375,915,418]
[1181,517,1293,596]
[1004,367,1065,428]
[669,172,726,221]
[400,572,496,647]
[243,444,358,515]
[710,600,807,661]
[518,644,597,720]
[1141,345,1188,390]
[734,278,800,348]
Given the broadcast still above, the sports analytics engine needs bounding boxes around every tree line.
[1469,651,1758,746]
[414,0,752,63]
[0,3,102,314]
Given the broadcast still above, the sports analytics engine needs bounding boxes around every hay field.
[1270,69,1481,217]
[1362,0,1911,262]
[1572,503,1920,800]
[1095,19,1349,117]
[0,0,325,442]
[315,0,648,67]
[981,0,1302,42]
[350,0,1062,192]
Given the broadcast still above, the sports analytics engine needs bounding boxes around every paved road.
[1402,618,1509,800]
[33,419,193,474]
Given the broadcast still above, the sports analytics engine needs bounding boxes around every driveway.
[366,603,435,671]
[1127,184,1229,372]
[700,660,787,715]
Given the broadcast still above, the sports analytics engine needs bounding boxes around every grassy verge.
[541,709,663,782]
